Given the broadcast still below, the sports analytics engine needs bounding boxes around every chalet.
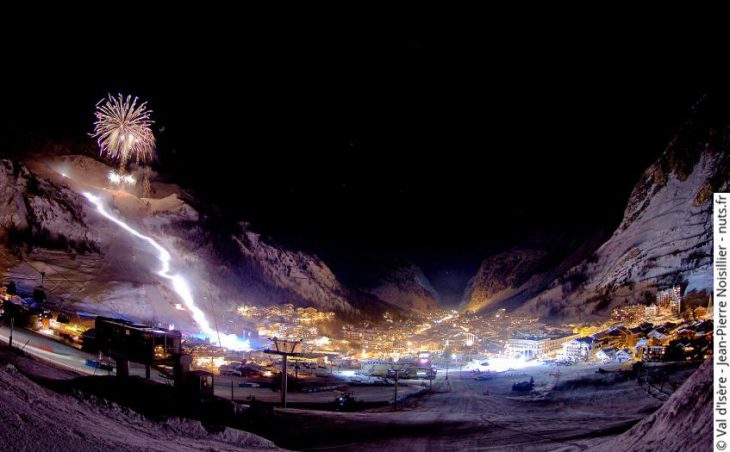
[694,306,708,319]
[676,326,698,340]
[625,326,647,347]
[593,328,629,348]
[596,348,617,363]
[647,327,670,344]
[615,349,633,363]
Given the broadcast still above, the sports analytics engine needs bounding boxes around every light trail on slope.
[82,191,250,351]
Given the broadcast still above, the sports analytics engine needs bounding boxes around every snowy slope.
[0,159,97,253]
[1,154,361,324]
[0,152,428,338]
[158,210,358,316]
[463,96,728,320]
[588,152,715,291]
[0,363,278,451]
[589,359,711,452]
[518,95,730,321]
[518,145,727,320]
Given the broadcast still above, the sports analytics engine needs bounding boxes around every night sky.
[2,18,722,304]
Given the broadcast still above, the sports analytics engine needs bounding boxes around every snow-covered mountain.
[337,257,440,313]
[0,159,98,254]
[156,210,359,317]
[460,232,606,314]
[0,152,428,336]
[464,97,728,320]
[521,118,727,320]
[460,248,550,313]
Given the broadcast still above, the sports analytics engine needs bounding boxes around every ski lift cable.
[0,251,89,304]
[29,258,90,295]
[0,254,90,312]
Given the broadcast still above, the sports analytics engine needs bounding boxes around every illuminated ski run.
[82,191,250,351]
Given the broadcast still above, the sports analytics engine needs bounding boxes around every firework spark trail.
[82,192,250,351]
[91,94,156,166]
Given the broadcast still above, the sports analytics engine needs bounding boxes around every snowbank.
[589,359,711,452]
[0,362,279,451]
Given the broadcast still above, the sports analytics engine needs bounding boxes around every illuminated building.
[611,304,645,322]
[506,333,578,360]
[506,337,546,360]
[669,297,681,316]
[645,304,658,318]
[561,337,593,361]
[655,286,682,316]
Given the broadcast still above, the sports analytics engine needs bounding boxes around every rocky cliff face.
[340,257,440,313]
[460,232,606,314]
[157,209,359,317]
[460,248,549,313]
[463,97,728,320]
[0,159,97,254]
[522,100,728,320]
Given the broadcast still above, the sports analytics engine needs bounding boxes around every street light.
[388,362,407,411]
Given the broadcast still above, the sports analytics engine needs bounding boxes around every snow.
[589,359,711,452]
[272,363,671,450]
[590,153,715,289]
[0,159,97,250]
[685,264,713,293]
[515,151,720,320]
[230,229,354,314]
[0,154,364,338]
[0,360,279,451]
[2,153,451,330]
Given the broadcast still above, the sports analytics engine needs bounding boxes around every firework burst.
[107,171,136,186]
[91,93,156,167]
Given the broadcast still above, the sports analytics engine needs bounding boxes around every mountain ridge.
[0,152,440,335]
[463,95,729,319]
